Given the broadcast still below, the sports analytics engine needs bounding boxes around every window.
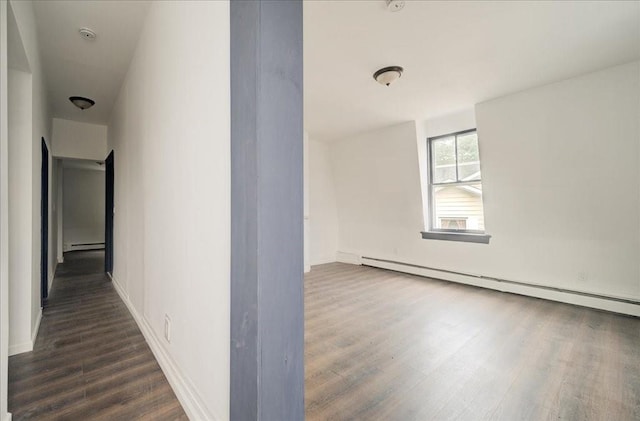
[422,129,490,243]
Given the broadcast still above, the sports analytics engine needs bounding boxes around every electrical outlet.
[164,315,171,343]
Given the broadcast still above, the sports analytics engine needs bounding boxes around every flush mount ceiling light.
[386,0,405,12]
[69,96,95,110]
[373,66,404,86]
[79,27,96,40]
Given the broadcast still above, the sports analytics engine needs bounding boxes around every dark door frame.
[105,150,114,274]
[40,138,49,305]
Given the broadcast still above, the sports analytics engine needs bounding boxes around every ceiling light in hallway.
[373,66,404,86]
[69,96,96,110]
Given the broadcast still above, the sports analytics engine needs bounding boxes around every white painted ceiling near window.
[304,1,640,141]
[33,1,150,125]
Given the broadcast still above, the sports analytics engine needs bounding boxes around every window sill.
[421,231,491,244]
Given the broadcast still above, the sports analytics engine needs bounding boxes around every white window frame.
[422,129,491,244]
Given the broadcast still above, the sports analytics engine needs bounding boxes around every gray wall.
[63,167,104,249]
[230,1,304,420]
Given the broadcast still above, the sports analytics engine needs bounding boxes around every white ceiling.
[29,1,640,138]
[33,0,150,125]
[8,4,30,73]
[304,1,640,141]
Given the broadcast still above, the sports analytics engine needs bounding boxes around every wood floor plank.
[8,250,187,420]
[305,263,640,420]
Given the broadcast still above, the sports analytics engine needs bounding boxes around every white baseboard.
[304,264,311,273]
[32,308,42,345]
[360,257,640,317]
[8,341,32,356]
[310,255,338,267]
[49,262,57,290]
[57,255,64,264]
[8,308,41,356]
[108,272,127,300]
[64,244,105,252]
[336,251,361,265]
[110,274,217,420]
[2,412,12,421]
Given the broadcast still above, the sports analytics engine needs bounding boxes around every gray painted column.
[230,1,304,420]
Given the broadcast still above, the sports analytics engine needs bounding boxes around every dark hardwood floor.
[305,263,640,420]
[8,250,187,420]
[12,255,638,419]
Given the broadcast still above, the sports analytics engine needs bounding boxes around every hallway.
[8,251,187,420]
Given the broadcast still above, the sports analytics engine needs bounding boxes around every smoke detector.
[386,0,405,12]
[79,27,97,40]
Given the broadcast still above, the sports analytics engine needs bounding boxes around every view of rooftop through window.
[429,130,485,232]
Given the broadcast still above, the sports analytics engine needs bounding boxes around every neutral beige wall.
[7,68,32,354]
[0,0,8,417]
[62,167,104,249]
[309,138,339,265]
[107,2,230,419]
[7,0,53,357]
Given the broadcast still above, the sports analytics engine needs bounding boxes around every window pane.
[432,136,456,183]
[456,132,481,180]
[432,182,485,231]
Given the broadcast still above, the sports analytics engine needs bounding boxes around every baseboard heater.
[65,242,105,252]
[361,256,640,307]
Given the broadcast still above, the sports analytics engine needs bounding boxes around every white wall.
[0,1,10,417]
[303,131,310,272]
[329,62,640,313]
[107,2,230,420]
[14,0,53,345]
[52,118,107,161]
[62,167,104,250]
[56,159,63,262]
[8,67,32,354]
[50,157,58,273]
[331,121,424,261]
[475,61,639,300]
[309,137,338,265]
[6,0,52,356]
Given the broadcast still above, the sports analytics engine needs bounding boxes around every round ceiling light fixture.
[373,66,404,86]
[386,0,405,12]
[79,27,96,40]
[69,96,95,110]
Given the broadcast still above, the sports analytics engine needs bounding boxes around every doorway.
[105,151,114,274]
[41,138,49,305]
